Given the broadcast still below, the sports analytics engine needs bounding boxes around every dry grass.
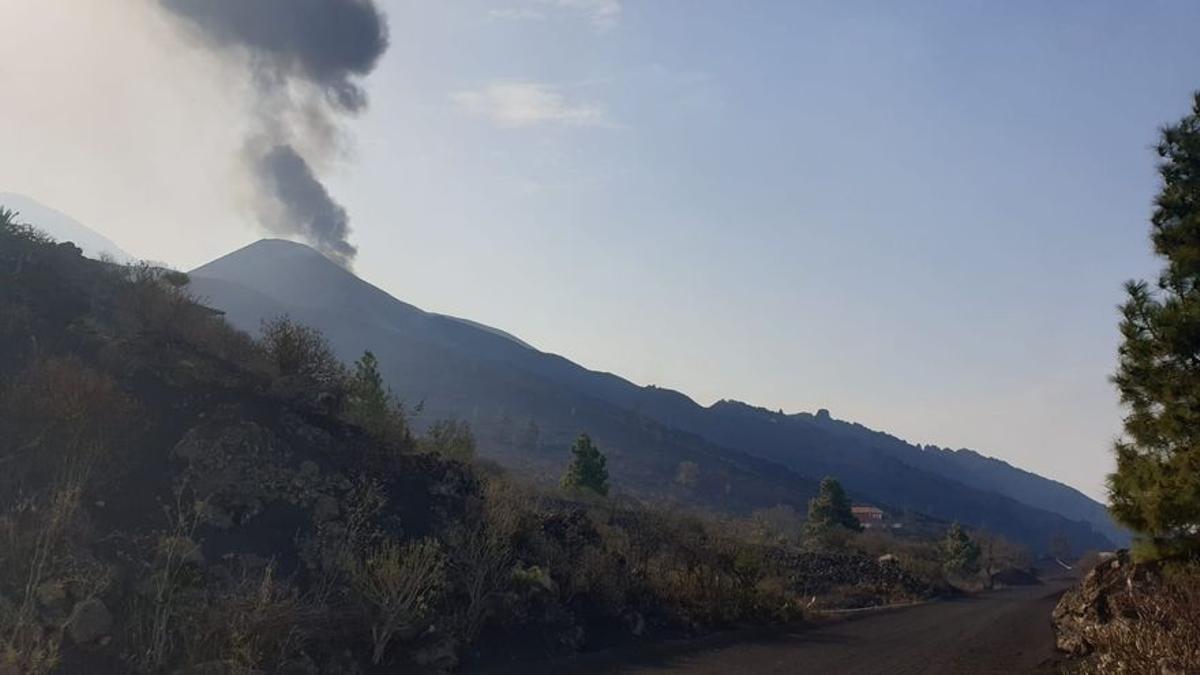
[0,357,130,674]
[186,563,313,673]
[124,487,204,672]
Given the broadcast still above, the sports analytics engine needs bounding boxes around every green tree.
[345,350,412,450]
[347,351,389,424]
[560,433,609,496]
[942,523,981,578]
[1109,92,1200,560]
[805,476,862,541]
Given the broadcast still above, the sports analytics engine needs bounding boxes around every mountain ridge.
[0,193,135,262]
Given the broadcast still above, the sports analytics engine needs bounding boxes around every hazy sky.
[4,1,1200,501]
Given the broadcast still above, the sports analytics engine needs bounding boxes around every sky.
[3,1,1200,501]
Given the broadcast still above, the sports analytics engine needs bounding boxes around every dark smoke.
[159,0,389,266]
[258,145,357,267]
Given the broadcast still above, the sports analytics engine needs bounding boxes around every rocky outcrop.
[1052,550,1200,673]
[1051,550,1153,656]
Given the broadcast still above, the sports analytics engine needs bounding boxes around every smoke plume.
[159,0,389,266]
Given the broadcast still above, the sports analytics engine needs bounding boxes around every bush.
[0,356,135,497]
[184,563,313,672]
[350,538,447,665]
[260,315,346,392]
[111,262,268,377]
[446,479,522,643]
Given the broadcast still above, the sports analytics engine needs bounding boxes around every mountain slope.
[0,193,135,262]
[190,239,1116,553]
[803,416,1127,545]
[9,213,929,672]
[190,240,826,514]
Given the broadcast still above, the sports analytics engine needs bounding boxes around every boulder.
[35,579,70,626]
[625,611,646,637]
[412,636,459,671]
[989,567,1040,587]
[67,598,113,644]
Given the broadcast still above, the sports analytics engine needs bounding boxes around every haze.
[4,1,1200,501]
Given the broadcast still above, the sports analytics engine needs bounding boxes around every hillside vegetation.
[0,211,994,673]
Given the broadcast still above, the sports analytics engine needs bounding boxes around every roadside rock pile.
[769,550,936,606]
[1052,550,1200,673]
[1052,550,1149,656]
[989,567,1040,587]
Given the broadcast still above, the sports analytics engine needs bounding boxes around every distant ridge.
[0,193,135,263]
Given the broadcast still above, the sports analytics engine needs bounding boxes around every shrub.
[185,562,312,673]
[446,478,523,643]
[260,315,346,392]
[748,504,806,546]
[350,538,447,665]
[0,356,135,497]
[110,262,268,376]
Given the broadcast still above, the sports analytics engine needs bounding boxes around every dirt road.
[534,583,1070,675]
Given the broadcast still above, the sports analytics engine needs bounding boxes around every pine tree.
[561,433,609,496]
[942,523,981,578]
[1110,92,1200,560]
[805,476,862,540]
[347,351,390,428]
[346,350,411,449]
